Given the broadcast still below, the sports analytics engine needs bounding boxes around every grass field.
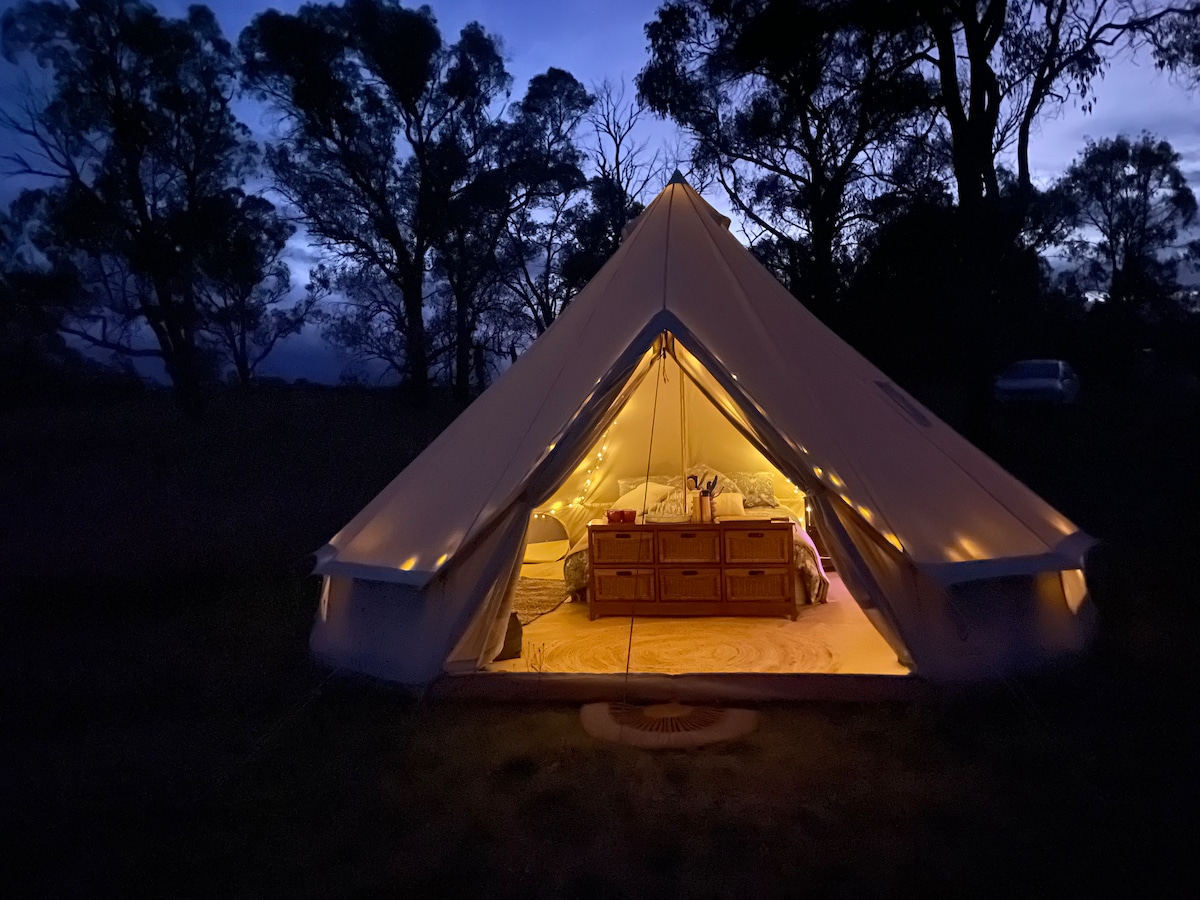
[3,383,1198,896]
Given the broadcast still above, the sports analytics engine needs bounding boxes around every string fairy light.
[568,422,615,508]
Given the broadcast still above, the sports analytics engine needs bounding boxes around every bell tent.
[310,174,1095,689]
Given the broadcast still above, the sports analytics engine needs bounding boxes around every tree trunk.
[236,326,252,388]
[453,285,473,404]
[473,342,489,394]
[808,204,840,322]
[147,278,208,418]
[234,356,252,390]
[401,266,429,400]
[160,336,208,418]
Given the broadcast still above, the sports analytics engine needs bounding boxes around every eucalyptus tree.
[1057,132,1196,308]
[431,66,594,394]
[557,80,664,300]
[0,194,80,383]
[912,0,1198,215]
[193,192,311,388]
[1,0,271,412]
[638,0,936,317]
[240,0,510,396]
[494,69,595,338]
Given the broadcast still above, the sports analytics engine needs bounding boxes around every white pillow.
[613,480,675,512]
[523,539,571,564]
[713,490,745,518]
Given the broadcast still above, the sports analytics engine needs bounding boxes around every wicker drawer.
[659,567,722,603]
[593,567,656,602]
[724,525,791,565]
[724,567,792,603]
[657,528,721,564]
[590,529,654,565]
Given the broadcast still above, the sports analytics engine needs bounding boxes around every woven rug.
[511,577,569,625]
[529,618,836,674]
[580,702,759,748]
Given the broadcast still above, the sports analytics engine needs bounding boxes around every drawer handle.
[749,569,765,576]
[615,533,631,539]
[616,570,633,576]
[683,570,698,576]
[681,532,696,538]
[748,532,764,538]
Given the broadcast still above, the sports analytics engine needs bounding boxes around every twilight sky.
[148,0,1200,185]
[3,0,1199,381]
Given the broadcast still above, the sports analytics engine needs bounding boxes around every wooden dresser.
[587,520,796,620]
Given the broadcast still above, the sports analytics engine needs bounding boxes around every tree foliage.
[638,0,936,318]
[917,0,1199,213]
[1057,132,1196,310]
[435,67,593,397]
[193,193,310,388]
[240,0,512,396]
[1,0,299,410]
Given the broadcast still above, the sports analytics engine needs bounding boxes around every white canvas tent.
[311,174,1096,686]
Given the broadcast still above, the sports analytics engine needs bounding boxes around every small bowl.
[605,509,624,524]
[621,509,637,523]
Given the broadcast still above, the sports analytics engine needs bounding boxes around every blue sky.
[3,0,1199,380]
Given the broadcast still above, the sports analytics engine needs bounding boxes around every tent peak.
[668,169,688,186]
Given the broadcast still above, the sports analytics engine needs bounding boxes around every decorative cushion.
[729,471,779,508]
[523,539,571,564]
[616,474,684,496]
[713,490,746,518]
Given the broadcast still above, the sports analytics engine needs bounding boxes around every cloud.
[1026,62,1200,185]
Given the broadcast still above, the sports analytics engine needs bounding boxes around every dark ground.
[2,379,1199,897]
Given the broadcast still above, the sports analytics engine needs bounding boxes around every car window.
[1002,361,1059,379]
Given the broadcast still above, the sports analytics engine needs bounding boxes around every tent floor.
[485,574,910,678]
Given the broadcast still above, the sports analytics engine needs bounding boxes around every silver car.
[993,359,1081,405]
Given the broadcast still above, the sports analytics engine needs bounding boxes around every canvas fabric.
[312,178,1096,685]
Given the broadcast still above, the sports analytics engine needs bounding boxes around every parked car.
[993,359,1081,405]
